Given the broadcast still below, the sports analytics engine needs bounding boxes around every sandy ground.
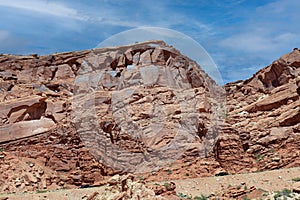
[170,167,300,197]
[0,167,299,199]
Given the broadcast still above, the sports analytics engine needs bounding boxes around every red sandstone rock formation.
[0,41,299,194]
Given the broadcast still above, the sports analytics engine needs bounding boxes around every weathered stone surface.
[0,118,55,143]
[71,40,223,173]
[0,40,223,193]
[139,49,152,65]
[0,40,299,194]
[98,174,174,200]
[0,95,46,121]
[225,48,300,172]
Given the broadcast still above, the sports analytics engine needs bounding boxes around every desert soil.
[0,167,299,200]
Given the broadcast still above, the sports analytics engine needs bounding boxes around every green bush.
[193,194,208,200]
[164,182,171,189]
[292,177,300,182]
[274,188,292,199]
[177,192,192,200]
[36,190,47,193]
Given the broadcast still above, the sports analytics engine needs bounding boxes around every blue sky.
[0,0,299,83]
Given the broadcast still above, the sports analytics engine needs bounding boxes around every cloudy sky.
[0,0,299,83]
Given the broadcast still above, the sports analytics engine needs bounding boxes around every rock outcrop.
[97,174,178,200]
[72,40,225,173]
[0,41,300,194]
[226,48,300,171]
[0,40,226,192]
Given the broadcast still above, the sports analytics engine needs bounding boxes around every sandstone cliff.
[0,41,299,194]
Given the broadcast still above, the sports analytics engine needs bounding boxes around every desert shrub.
[274,188,292,199]
[292,177,300,182]
[193,194,208,200]
[177,192,192,199]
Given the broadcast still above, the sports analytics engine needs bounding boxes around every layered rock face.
[0,41,299,194]
[0,41,225,192]
[72,41,225,173]
[0,48,107,193]
[226,48,300,170]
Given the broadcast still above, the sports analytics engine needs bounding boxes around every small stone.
[293,182,300,193]
[272,157,280,162]
[24,180,30,186]
[24,173,38,183]
[58,181,65,186]
[38,169,44,175]
[20,183,25,190]
[108,175,120,185]
[15,181,21,187]
[42,179,47,189]
[87,191,99,200]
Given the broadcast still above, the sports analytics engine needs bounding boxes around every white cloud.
[220,32,297,53]
[0,0,84,20]
[83,1,214,36]
[0,0,213,35]
[256,0,300,15]
[218,0,300,56]
[0,30,9,41]
[0,30,28,53]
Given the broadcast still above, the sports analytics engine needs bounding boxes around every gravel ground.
[1,167,299,200]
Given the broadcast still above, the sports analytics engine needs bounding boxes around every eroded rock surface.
[226,48,300,172]
[0,41,300,194]
[72,41,225,173]
[0,40,225,193]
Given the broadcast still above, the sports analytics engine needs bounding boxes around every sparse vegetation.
[177,192,192,199]
[193,194,208,200]
[36,190,47,194]
[225,113,230,118]
[262,192,268,196]
[254,153,264,161]
[274,188,292,199]
[268,148,275,153]
[292,177,300,182]
[137,175,144,181]
[167,169,172,175]
[164,182,171,189]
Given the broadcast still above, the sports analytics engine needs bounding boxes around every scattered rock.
[99,174,170,200]
[87,191,99,200]
[293,182,300,193]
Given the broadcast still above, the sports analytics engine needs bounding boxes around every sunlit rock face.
[225,48,300,172]
[0,40,225,192]
[1,40,300,194]
[73,40,225,172]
